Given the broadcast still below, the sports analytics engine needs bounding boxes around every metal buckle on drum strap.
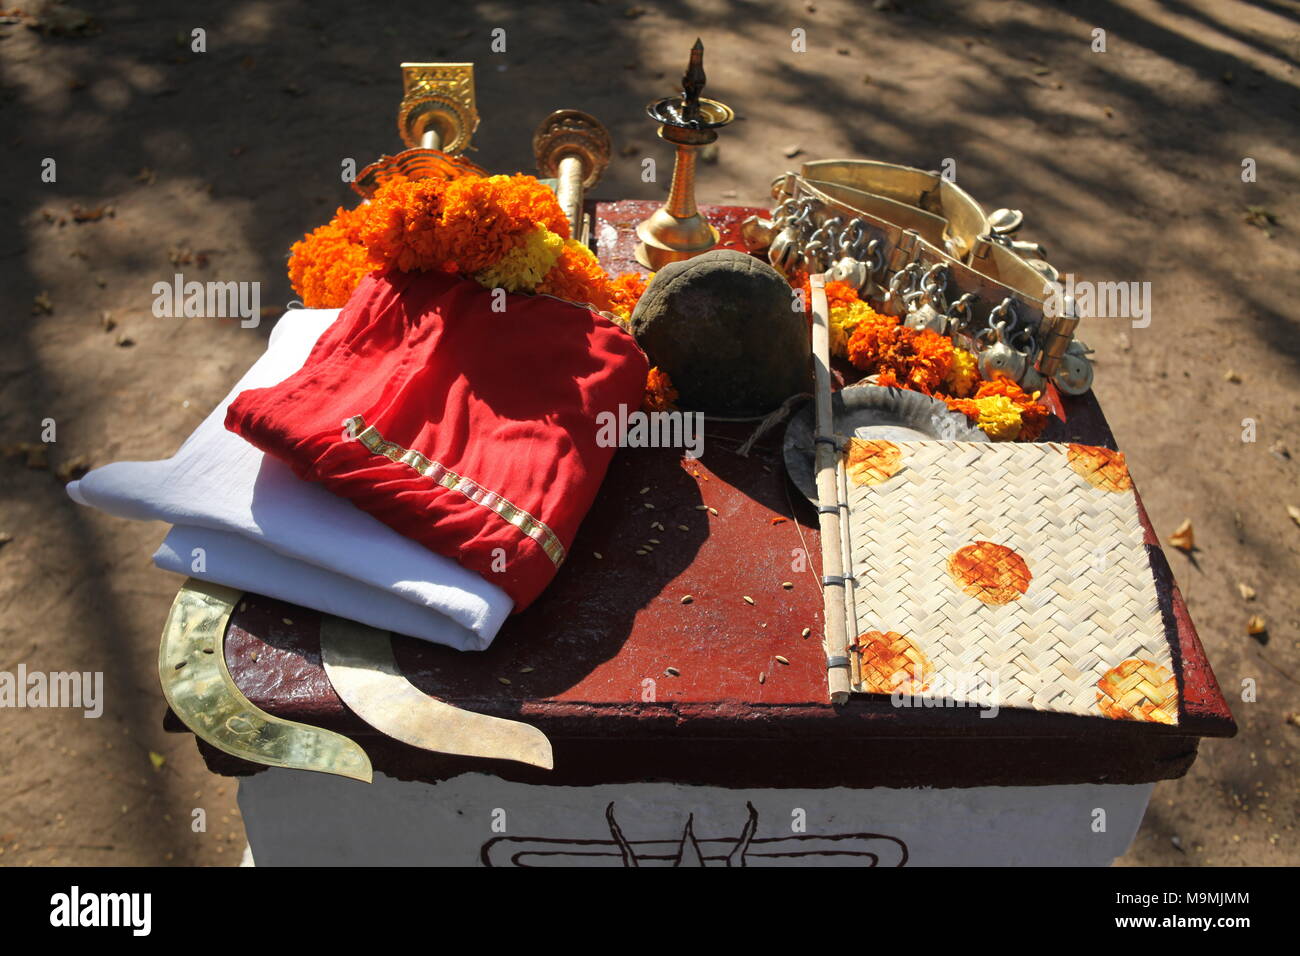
[771,170,798,203]
[887,229,922,275]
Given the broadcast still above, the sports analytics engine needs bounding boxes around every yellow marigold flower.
[830,300,890,358]
[971,394,1023,440]
[474,224,565,292]
[944,347,980,398]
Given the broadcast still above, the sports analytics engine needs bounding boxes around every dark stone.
[629,249,811,416]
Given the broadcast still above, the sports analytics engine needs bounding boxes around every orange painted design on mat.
[1066,443,1133,492]
[947,541,1032,605]
[1096,658,1178,724]
[845,439,903,487]
[855,631,930,694]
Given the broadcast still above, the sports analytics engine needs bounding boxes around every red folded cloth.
[226,269,647,610]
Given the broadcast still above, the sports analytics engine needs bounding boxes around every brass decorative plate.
[320,616,554,770]
[158,579,373,783]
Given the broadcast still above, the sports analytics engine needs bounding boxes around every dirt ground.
[0,0,1295,867]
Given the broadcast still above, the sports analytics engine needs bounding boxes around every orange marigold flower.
[787,271,859,313]
[823,279,862,310]
[287,204,374,308]
[846,321,955,394]
[537,238,615,311]
[608,271,650,319]
[643,366,678,413]
[354,178,453,273]
[875,367,903,389]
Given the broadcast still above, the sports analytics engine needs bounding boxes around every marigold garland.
[788,268,1051,441]
[287,171,612,309]
[846,320,955,395]
[474,224,565,293]
[535,238,616,312]
[432,174,570,275]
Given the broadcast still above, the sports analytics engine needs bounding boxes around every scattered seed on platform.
[593,551,603,560]
[801,627,812,638]
[758,672,766,684]
[639,486,650,494]
[708,507,718,516]
[681,595,694,604]
[775,655,790,665]
[282,617,293,626]
[743,595,755,605]
[782,581,794,589]
[678,524,690,531]
[694,504,709,511]
[665,666,680,677]
[636,549,648,555]
[652,521,665,531]
[519,665,534,674]
[497,677,511,686]
[643,544,655,551]
[643,502,655,509]
[649,538,661,545]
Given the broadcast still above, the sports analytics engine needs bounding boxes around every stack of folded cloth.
[69,270,647,650]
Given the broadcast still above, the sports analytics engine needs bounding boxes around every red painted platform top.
[183,201,1235,788]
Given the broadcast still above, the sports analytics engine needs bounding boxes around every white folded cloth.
[67,308,513,651]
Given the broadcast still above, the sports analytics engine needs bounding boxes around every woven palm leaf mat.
[841,439,1179,724]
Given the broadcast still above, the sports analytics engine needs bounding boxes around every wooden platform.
[165,201,1235,790]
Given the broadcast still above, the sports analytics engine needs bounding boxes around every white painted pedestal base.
[237,769,1154,866]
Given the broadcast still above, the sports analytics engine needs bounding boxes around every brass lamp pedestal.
[533,109,612,246]
[352,62,485,198]
[635,40,735,271]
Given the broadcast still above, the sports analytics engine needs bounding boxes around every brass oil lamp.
[635,39,735,270]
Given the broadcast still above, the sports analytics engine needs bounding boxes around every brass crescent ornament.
[319,616,554,771]
[158,579,373,783]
